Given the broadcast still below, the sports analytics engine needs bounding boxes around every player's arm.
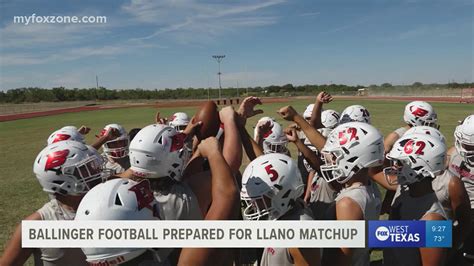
[178,137,239,266]
[309,91,333,128]
[304,171,316,203]
[322,197,363,266]
[448,175,472,249]
[236,115,263,161]
[368,166,397,191]
[286,127,322,171]
[0,212,42,266]
[90,127,120,150]
[289,247,321,266]
[278,106,326,151]
[420,213,446,266]
[383,131,400,155]
[219,106,242,174]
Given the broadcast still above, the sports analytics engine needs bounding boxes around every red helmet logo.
[410,106,428,117]
[99,128,107,137]
[52,134,71,143]
[128,180,154,211]
[45,149,70,171]
[169,115,177,122]
[262,129,273,139]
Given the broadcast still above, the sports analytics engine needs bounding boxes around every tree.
[381,83,392,87]
[412,82,423,87]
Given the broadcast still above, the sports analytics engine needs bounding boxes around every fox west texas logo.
[369,221,425,248]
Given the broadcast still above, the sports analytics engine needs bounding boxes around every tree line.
[0,82,472,103]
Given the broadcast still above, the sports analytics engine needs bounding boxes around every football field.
[0,98,471,262]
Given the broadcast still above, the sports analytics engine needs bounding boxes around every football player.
[97,124,130,175]
[0,141,106,266]
[448,114,474,263]
[169,112,190,133]
[383,133,447,266]
[241,153,320,266]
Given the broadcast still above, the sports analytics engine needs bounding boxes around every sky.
[0,0,472,91]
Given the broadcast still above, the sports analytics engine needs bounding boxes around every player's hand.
[219,106,236,124]
[155,111,168,125]
[237,96,263,119]
[78,125,91,135]
[277,106,298,121]
[284,127,299,143]
[97,127,120,141]
[317,91,333,104]
[288,123,301,131]
[183,116,202,138]
[197,137,220,158]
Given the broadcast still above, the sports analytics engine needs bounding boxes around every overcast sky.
[0,0,472,90]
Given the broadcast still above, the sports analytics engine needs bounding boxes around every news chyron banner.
[22,221,365,248]
[368,220,452,248]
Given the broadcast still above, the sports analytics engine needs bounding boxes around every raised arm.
[286,127,322,171]
[448,175,472,249]
[310,91,333,128]
[178,137,239,266]
[219,106,243,174]
[278,105,326,151]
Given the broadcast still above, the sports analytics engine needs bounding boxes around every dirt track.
[0,96,467,122]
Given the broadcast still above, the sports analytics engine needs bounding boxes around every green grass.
[0,98,471,263]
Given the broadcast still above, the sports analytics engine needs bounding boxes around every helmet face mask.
[169,112,190,133]
[264,140,289,154]
[241,193,273,220]
[454,115,474,166]
[34,141,105,196]
[383,158,421,186]
[100,124,129,159]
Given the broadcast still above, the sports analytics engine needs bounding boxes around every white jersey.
[335,183,380,266]
[261,206,313,266]
[432,171,453,219]
[448,149,474,209]
[36,199,88,266]
[384,186,446,266]
[309,175,337,220]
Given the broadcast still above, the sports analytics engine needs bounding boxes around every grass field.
[0,98,471,263]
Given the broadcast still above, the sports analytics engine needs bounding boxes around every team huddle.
[1,93,473,266]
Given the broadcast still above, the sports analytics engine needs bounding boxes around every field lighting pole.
[212,55,225,100]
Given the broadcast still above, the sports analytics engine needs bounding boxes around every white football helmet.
[321,109,340,129]
[129,124,191,180]
[320,122,384,183]
[33,141,104,196]
[99,124,129,159]
[384,134,446,186]
[404,126,446,145]
[253,117,275,141]
[454,114,474,166]
[76,178,158,265]
[47,126,85,145]
[241,153,304,220]
[169,112,190,132]
[303,104,315,120]
[262,122,289,154]
[403,101,438,128]
[339,105,371,124]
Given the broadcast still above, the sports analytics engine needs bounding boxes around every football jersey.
[431,171,453,219]
[36,199,88,266]
[448,149,474,209]
[335,183,380,266]
[260,206,313,266]
[384,186,446,266]
[309,175,337,220]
